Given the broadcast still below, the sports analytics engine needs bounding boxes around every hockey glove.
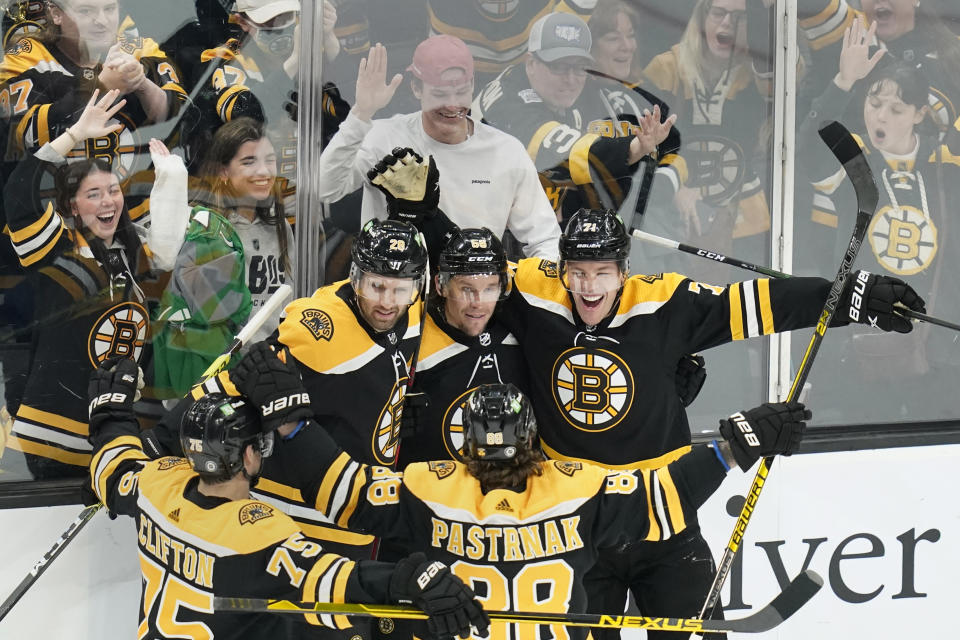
[718,401,810,471]
[839,270,926,333]
[228,342,312,432]
[399,392,430,439]
[390,552,490,639]
[368,147,440,226]
[87,356,142,442]
[675,354,707,407]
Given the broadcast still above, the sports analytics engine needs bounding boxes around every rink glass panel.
[2,0,958,487]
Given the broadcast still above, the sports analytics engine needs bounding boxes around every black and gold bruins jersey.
[272,421,727,640]
[277,281,423,467]
[170,281,423,553]
[0,24,187,224]
[0,28,186,164]
[474,64,685,226]
[500,258,832,468]
[89,415,385,640]
[4,153,154,472]
[644,46,771,240]
[797,0,960,135]
[428,0,594,78]
[397,302,529,466]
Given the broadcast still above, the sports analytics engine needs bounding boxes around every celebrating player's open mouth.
[562,260,624,327]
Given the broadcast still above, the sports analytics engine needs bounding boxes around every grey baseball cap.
[528,12,594,63]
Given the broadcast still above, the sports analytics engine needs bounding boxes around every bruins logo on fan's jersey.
[300,308,334,341]
[372,379,407,465]
[868,204,938,276]
[87,301,148,367]
[428,460,456,479]
[5,36,32,55]
[683,134,747,205]
[552,347,635,432]
[239,502,275,525]
[441,387,479,461]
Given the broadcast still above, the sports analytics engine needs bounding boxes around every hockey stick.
[215,569,821,634]
[0,502,101,623]
[371,234,430,561]
[630,229,960,332]
[0,283,292,624]
[699,121,876,619]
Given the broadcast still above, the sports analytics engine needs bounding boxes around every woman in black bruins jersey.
[1,89,188,479]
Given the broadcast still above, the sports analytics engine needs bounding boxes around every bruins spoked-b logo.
[868,205,937,276]
[87,302,148,367]
[442,387,479,461]
[372,379,407,465]
[552,348,634,432]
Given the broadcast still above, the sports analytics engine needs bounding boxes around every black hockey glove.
[838,270,926,333]
[399,392,430,439]
[228,342,312,432]
[87,356,142,442]
[368,147,440,226]
[389,552,490,639]
[675,354,706,407]
[718,401,810,471]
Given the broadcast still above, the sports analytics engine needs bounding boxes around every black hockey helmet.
[351,219,428,303]
[180,393,274,481]
[463,383,537,461]
[438,227,510,301]
[560,208,631,264]
[559,208,630,293]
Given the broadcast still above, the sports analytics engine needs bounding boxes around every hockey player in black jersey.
[141,217,430,623]
[88,356,489,640]
[223,346,808,640]
[397,227,529,466]
[494,207,924,639]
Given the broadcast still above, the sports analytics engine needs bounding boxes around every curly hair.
[465,445,546,493]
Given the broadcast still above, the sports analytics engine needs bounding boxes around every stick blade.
[818,121,860,165]
[728,569,823,633]
[817,121,879,214]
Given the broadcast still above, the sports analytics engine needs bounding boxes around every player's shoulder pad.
[524,461,610,507]
[425,460,457,480]
[218,500,302,552]
[513,257,571,310]
[617,272,688,313]
[153,456,192,472]
[417,311,458,365]
[277,281,380,372]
